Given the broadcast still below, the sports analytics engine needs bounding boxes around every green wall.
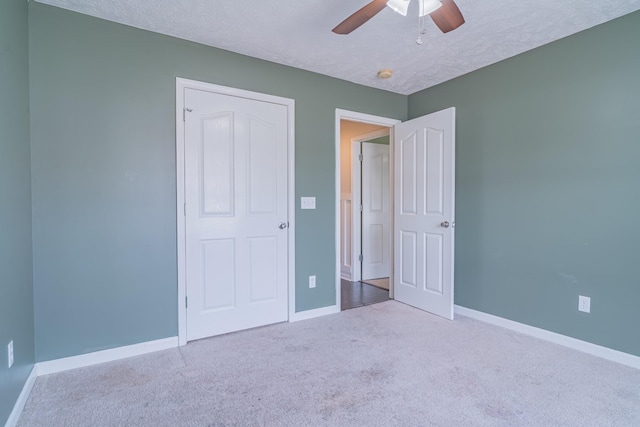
[29,3,406,361]
[0,0,35,424]
[408,11,640,356]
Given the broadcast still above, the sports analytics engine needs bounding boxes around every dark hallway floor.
[341,279,390,311]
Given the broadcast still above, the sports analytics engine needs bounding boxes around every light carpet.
[18,301,640,426]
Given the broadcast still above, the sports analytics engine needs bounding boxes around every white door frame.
[335,109,400,308]
[176,78,295,346]
[350,129,390,283]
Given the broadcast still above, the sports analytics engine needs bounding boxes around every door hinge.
[359,254,363,262]
[184,203,186,216]
[185,296,188,309]
[183,107,193,122]
[358,153,363,162]
[360,204,363,212]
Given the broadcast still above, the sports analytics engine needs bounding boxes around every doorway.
[335,108,456,318]
[336,111,400,311]
[357,137,391,285]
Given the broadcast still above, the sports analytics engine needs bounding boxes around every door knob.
[440,221,450,228]
[278,222,288,229]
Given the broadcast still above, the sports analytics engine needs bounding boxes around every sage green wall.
[408,11,640,356]
[0,0,35,423]
[29,3,406,361]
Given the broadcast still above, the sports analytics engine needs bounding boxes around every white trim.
[351,141,361,283]
[176,78,295,345]
[5,366,38,427]
[455,305,640,370]
[36,337,178,376]
[286,97,297,327]
[6,338,178,425]
[335,109,400,309]
[289,305,340,322]
[176,79,187,346]
[340,193,353,280]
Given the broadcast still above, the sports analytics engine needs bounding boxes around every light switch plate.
[301,197,316,209]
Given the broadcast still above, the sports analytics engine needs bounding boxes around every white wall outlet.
[301,197,316,210]
[578,295,591,313]
[309,275,316,288]
[8,340,14,368]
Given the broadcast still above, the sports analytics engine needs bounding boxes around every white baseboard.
[455,305,640,370]
[6,337,178,426]
[36,337,179,376]
[289,305,340,322]
[5,365,38,427]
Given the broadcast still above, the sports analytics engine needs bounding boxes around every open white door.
[361,142,391,280]
[394,108,455,319]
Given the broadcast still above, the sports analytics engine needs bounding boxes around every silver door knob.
[278,222,288,229]
[440,221,450,228]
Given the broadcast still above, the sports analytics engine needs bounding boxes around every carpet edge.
[36,337,179,376]
[5,365,37,427]
[455,305,640,369]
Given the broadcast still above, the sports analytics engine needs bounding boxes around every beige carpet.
[363,277,389,290]
[18,301,640,426]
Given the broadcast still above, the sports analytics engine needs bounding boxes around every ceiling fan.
[332,0,465,35]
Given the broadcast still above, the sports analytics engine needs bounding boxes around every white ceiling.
[35,0,640,95]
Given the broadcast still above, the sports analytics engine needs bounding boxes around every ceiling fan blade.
[430,0,465,33]
[332,0,389,35]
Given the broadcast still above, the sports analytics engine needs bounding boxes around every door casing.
[176,78,296,346]
[335,109,401,307]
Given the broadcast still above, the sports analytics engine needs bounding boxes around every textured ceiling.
[35,0,640,95]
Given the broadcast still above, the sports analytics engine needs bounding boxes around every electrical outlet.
[578,295,591,313]
[309,275,316,289]
[8,340,14,368]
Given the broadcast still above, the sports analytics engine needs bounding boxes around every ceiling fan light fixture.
[387,0,410,16]
[419,0,442,17]
[332,0,464,36]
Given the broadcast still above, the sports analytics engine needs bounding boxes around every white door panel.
[361,142,390,280]
[394,108,455,319]
[185,88,288,341]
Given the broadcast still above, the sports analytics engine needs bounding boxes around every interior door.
[184,88,289,341]
[394,107,455,319]
[361,142,391,280]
